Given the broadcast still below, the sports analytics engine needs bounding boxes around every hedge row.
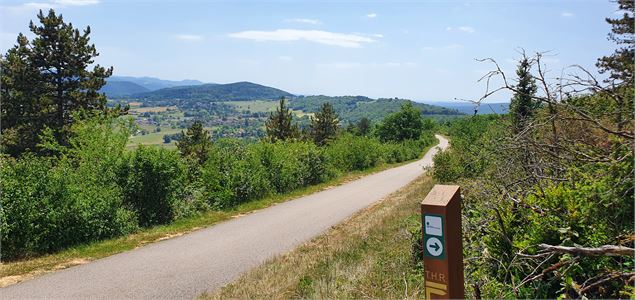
[0,123,435,260]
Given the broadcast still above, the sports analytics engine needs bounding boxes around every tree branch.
[539,244,635,257]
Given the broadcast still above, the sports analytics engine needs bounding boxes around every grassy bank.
[203,175,435,299]
[0,143,435,287]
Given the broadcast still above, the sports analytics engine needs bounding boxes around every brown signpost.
[421,185,464,299]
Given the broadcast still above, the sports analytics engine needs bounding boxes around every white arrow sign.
[426,237,443,257]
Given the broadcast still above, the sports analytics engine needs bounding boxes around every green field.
[227,100,310,117]
[228,100,278,113]
[127,127,181,148]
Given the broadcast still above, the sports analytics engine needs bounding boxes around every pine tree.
[596,0,633,133]
[357,117,371,136]
[265,97,298,142]
[596,0,634,85]
[177,121,213,164]
[509,58,538,134]
[0,9,114,156]
[310,102,339,146]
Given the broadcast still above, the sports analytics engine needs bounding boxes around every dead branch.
[539,244,635,257]
[579,272,635,294]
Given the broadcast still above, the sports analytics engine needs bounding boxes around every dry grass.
[203,175,434,299]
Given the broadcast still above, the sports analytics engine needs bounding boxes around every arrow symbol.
[430,242,440,252]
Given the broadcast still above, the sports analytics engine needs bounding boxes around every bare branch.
[538,244,635,257]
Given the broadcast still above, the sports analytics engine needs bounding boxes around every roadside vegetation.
[207,2,633,299]
[0,8,438,283]
[204,175,435,299]
[430,2,634,298]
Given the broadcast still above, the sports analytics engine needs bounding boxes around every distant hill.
[100,81,150,98]
[132,82,293,103]
[426,101,509,115]
[123,81,463,122]
[289,96,463,122]
[109,76,205,91]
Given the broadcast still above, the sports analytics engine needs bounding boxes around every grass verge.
[0,143,436,287]
[202,175,434,299]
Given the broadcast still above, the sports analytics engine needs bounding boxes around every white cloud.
[366,13,377,18]
[458,26,475,33]
[22,2,56,9]
[1,0,98,14]
[561,12,574,17]
[446,26,475,33]
[53,0,99,5]
[174,34,203,41]
[228,29,375,48]
[372,33,384,38]
[278,55,293,61]
[285,18,321,25]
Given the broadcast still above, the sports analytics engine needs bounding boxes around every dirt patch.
[0,258,90,288]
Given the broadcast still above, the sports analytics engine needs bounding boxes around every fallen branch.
[580,272,635,294]
[516,257,576,289]
[539,244,635,257]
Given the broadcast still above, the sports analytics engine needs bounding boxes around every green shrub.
[300,143,337,185]
[0,154,137,260]
[250,141,335,193]
[119,146,186,227]
[200,141,272,208]
[431,149,463,182]
[326,134,385,171]
[251,142,308,193]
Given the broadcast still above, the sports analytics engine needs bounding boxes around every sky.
[0,0,626,102]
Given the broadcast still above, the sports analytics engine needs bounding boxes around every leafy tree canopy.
[376,102,425,142]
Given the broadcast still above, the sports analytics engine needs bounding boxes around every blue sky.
[0,0,625,102]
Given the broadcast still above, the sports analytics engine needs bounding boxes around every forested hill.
[130,81,294,102]
[288,96,462,122]
[109,76,205,91]
[100,81,150,97]
[116,81,462,120]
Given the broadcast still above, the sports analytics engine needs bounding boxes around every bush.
[0,154,137,260]
[200,141,272,208]
[119,146,187,227]
[326,134,385,171]
[251,141,336,193]
[431,149,463,182]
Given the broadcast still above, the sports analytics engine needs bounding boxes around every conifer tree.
[310,102,339,146]
[265,97,298,142]
[596,0,634,85]
[509,58,538,134]
[596,0,633,133]
[0,9,114,156]
[177,121,212,164]
[357,117,371,136]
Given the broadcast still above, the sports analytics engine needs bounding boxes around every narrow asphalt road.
[2,135,449,299]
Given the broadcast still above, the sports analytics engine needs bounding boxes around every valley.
[105,79,465,146]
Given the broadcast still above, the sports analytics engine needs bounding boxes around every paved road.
[2,135,449,299]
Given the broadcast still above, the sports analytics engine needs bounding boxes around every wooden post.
[421,185,464,299]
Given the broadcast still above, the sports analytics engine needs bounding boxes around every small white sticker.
[424,215,443,236]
